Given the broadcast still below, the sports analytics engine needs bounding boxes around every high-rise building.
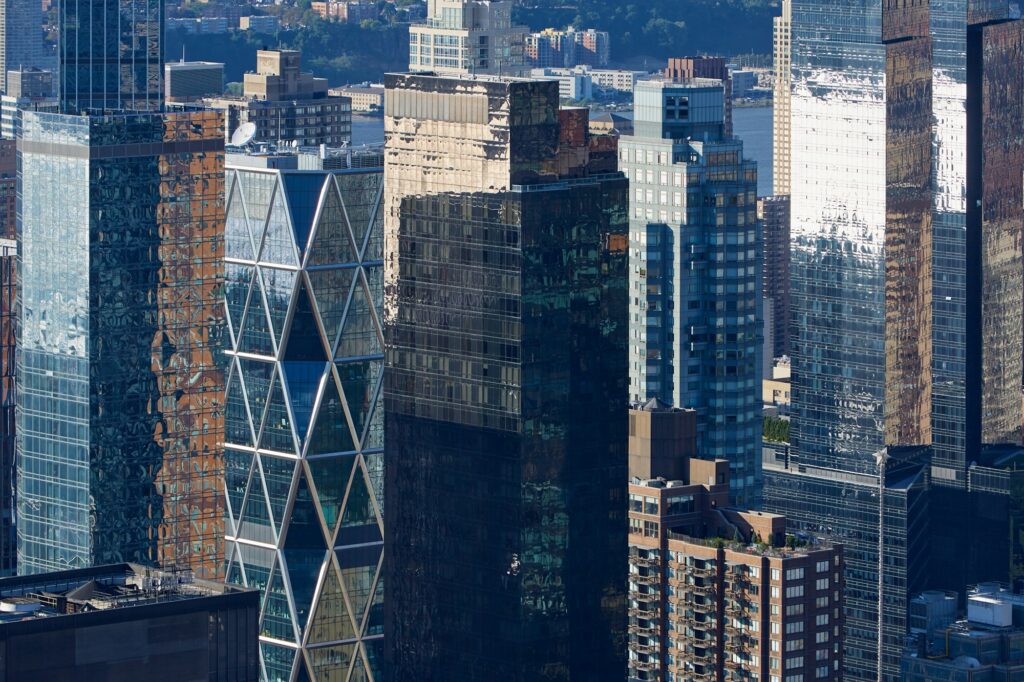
[627,401,844,682]
[17,110,226,578]
[760,195,790,358]
[525,27,610,68]
[203,50,352,147]
[0,239,12,578]
[764,2,1024,679]
[0,0,44,93]
[165,61,224,102]
[222,145,385,682]
[772,0,791,196]
[0,68,56,140]
[621,78,762,505]
[0,562,259,681]
[383,73,628,680]
[664,57,733,136]
[408,0,528,75]
[57,0,162,112]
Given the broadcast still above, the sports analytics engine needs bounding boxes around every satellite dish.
[230,122,257,147]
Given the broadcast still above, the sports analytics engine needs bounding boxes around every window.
[786,585,804,598]
[816,666,829,678]
[815,578,829,590]
[786,621,804,634]
[786,568,804,580]
[815,631,829,644]
[772,569,781,581]
[815,614,829,626]
[785,656,804,670]
[816,560,828,573]
[786,603,804,617]
[785,639,803,652]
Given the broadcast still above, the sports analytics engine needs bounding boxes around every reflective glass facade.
[621,79,763,505]
[17,110,225,578]
[59,0,163,112]
[0,241,13,576]
[383,74,628,680]
[222,159,385,682]
[768,2,1024,680]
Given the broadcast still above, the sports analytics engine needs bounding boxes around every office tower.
[621,78,762,505]
[0,0,44,93]
[408,0,528,75]
[165,61,225,102]
[664,57,733,136]
[222,145,385,682]
[17,110,226,577]
[764,2,1024,679]
[57,0,162,112]
[0,239,11,577]
[772,0,791,195]
[0,563,259,681]
[626,406,844,682]
[383,73,628,680]
[204,50,351,147]
[760,195,790,358]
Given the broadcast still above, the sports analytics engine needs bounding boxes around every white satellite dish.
[230,122,257,147]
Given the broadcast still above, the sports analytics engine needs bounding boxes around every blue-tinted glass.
[282,173,326,257]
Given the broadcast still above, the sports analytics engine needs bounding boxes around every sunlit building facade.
[223,148,385,682]
[17,110,226,578]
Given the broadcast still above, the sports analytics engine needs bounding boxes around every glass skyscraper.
[765,1,1024,679]
[383,73,628,680]
[17,110,226,577]
[621,78,763,505]
[58,0,163,113]
[222,149,385,682]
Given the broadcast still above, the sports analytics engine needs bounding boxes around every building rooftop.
[0,563,249,627]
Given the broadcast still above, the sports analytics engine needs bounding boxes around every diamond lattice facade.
[223,152,384,682]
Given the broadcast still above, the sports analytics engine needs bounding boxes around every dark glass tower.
[17,110,226,577]
[58,0,163,112]
[383,73,628,680]
[765,1,1024,680]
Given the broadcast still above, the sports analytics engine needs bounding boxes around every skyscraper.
[408,0,528,75]
[760,195,790,358]
[764,2,1024,679]
[383,73,628,680]
[772,0,791,196]
[0,0,44,93]
[222,146,385,682]
[17,110,226,577]
[664,57,733,137]
[621,78,762,505]
[57,0,162,112]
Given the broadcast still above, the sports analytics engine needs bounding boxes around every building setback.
[383,72,628,680]
[222,145,385,682]
[17,110,226,578]
[0,563,259,681]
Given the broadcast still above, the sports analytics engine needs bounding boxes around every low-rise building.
[311,0,378,22]
[329,83,384,112]
[238,14,279,32]
[530,67,593,100]
[0,563,259,681]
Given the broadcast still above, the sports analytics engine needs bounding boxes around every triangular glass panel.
[307,643,356,681]
[335,274,382,360]
[283,473,329,634]
[239,465,273,545]
[281,361,328,444]
[308,178,357,267]
[309,267,357,353]
[294,659,312,682]
[261,454,297,534]
[225,365,254,448]
[225,545,245,588]
[225,263,254,345]
[361,188,384,263]
[238,275,274,357]
[362,452,384,518]
[340,463,377,530]
[281,173,325,258]
[363,638,385,677]
[340,562,376,634]
[224,447,254,529]
[237,543,274,592]
[350,651,370,682]
[337,360,383,443]
[260,266,297,349]
[260,641,296,682]
[237,358,275,431]
[260,373,297,455]
[306,376,356,456]
[237,169,274,240]
[260,182,299,267]
[283,278,329,363]
[307,454,356,538]
[364,571,384,638]
[336,172,381,259]
[225,175,255,261]
[263,563,298,643]
[308,566,357,644]
[361,390,383,451]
